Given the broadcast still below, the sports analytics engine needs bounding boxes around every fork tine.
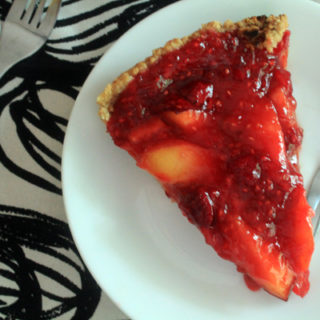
[30,0,46,28]
[39,0,61,33]
[6,0,28,21]
[22,0,38,23]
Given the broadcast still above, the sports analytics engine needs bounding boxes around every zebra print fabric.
[0,0,179,319]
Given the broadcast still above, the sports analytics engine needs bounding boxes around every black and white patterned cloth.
[0,1,179,319]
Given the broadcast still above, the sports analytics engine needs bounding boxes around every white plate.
[62,0,320,319]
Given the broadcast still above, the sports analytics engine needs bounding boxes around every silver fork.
[308,168,320,236]
[0,0,61,76]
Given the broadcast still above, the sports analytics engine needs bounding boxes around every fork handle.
[0,46,22,77]
[0,22,44,77]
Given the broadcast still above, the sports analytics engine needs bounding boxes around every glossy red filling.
[107,28,314,300]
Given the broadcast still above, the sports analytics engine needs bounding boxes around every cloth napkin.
[0,0,319,319]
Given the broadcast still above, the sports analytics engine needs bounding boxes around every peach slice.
[129,118,167,143]
[236,100,287,166]
[276,186,314,273]
[215,216,295,300]
[270,86,288,109]
[138,141,211,183]
[270,86,297,123]
[164,110,207,130]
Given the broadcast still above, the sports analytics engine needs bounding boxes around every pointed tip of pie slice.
[97,14,288,122]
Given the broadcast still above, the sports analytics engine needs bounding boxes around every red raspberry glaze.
[107,29,314,300]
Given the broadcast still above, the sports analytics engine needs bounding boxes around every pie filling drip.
[105,24,313,300]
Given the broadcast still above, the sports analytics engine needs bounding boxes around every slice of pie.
[97,14,314,300]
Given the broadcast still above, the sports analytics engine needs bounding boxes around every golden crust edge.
[97,14,288,122]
